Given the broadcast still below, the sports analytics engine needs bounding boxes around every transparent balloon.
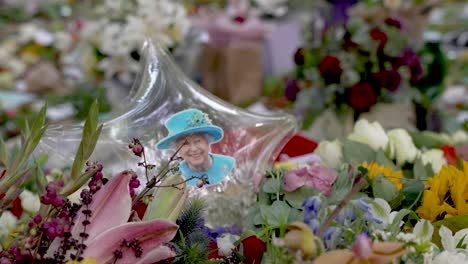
[36,40,297,227]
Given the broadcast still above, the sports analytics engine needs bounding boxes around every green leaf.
[288,208,304,223]
[284,186,319,209]
[0,136,8,166]
[260,200,291,226]
[262,178,282,194]
[30,103,47,137]
[329,169,353,204]
[342,140,377,165]
[410,131,450,149]
[432,215,468,247]
[388,209,417,239]
[372,175,398,202]
[375,150,394,167]
[413,158,428,181]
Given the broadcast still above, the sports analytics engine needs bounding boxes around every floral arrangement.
[2,99,468,263]
[0,0,188,105]
[264,2,447,130]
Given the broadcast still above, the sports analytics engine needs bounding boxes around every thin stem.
[317,177,368,237]
[142,149,149,183]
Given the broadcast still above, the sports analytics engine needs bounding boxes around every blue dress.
[178,154,235,187]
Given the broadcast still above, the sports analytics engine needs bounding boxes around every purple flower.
[398,49,424,81]
[326,0,359,25]
[302,196,322,222]
[204,226,241,240]
[285,79,300,101]
[372,69,402,91]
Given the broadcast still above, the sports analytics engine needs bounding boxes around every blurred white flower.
[432,251,468,264]
[216,234,239,256]
[413,219,434,243]
[0,211,18,240]
[421,149,447,173]
[53,31,73,51]
[18,23,54,46]
[383,0,402,10]
[314,140,343,168]
[387,129,420,165]
[20,190,40,214]
[348,119,389,151]
[452,130,468,145]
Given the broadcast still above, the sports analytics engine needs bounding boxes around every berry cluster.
[128,138,144,157]
[86,161,106,194]
[113,238,143,262]
[40,181,65,207]
[129,172,140,197]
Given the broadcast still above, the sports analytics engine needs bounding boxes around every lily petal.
[82,219,178,263]
[72,171,132,241]
[134,245,175,264]
[313,250,355,264]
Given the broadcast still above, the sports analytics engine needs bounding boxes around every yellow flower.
[360,162,403,191]
[65,257,97,264]
[416,162,468,222]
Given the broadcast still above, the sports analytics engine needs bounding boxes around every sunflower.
[416,161,468,222]
[360,161,403,191]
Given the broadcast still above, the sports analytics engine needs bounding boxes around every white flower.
[20,190,40,214]
[384,0,402,10]
[0,211,18,239]
[421,149,447,173]
[432,251,468,264]
[348,119,389,151]
[452,130,468,145]
[314,140,343,168]
[439,225,468,251]
[369,198,398,227]
[413,219,434,243]
[386,129,420,165]
[216,234,239,256]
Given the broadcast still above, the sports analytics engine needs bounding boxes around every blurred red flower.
[348,82,377,110]
[318,55,343,85]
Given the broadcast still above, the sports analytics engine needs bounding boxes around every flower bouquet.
[265,1,448,133]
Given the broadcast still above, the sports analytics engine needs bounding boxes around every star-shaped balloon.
[37,40,297,227]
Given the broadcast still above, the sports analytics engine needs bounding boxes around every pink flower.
[283,164,338,195]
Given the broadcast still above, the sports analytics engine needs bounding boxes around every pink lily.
[314,234,407,264]
[71,171,178,263]
[283,163,338,195]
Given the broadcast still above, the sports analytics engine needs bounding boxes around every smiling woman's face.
[176,133,211,171]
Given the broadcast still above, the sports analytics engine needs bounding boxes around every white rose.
[0,211,18,239]
[348,119,389,151]
[432,251,468,264]
[20,190,40,214]
[386,129,419,165]
[452,130,468,145]
[314,140,343,168]
[421,149,447,173]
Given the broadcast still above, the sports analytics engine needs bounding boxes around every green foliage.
[342,140,377,165]
[171,197,212,264]
[61,100,103,196]
[432,215,468,247]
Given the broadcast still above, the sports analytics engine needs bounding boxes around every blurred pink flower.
[283,163,338,195]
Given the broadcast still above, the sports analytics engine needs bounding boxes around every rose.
[372,69,402,91]
[421,149,447,173]
[370,28,388,50]
[348,119,389,151]
[439,145,458,166]
[283,164,338,195]
[386,129,420,165]
[318,55,343,85]
[348,82,377,111]
[314,140,343,168]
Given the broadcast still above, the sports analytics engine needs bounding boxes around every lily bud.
[143,173,188,222]
[284,221,323,260]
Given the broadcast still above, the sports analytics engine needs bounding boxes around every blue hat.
[156,109,223,150]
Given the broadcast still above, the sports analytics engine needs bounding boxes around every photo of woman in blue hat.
[156,109,236,187]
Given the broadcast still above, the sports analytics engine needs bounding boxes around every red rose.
[348,82,377,111]
[372,69,402,91]
[240,235,266,264]
[370,28,388,50]
[318,55,343,85]
[440,144,458,165]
